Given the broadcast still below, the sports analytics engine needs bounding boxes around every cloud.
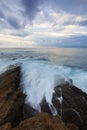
[20,0,87,29]
[0,0,24,30]
[0,33,35,48]
[6,16,21,29]
[21,0,43,21]
[48,0,87,15]
[0,0,87,47]
[36,35,87,48]
[11,32,28,37]
[0,10,5,18]
[79,20,87,26]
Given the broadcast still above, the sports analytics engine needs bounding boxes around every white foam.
[21,60,87,114]
[0,57,87,115]
[58,96,63,104]
[49,104,57,116]
[70,70,87,92]
[21,61,69,113]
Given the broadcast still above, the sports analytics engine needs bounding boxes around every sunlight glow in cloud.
[0,0,87,47]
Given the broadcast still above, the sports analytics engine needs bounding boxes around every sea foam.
[21,61,66,112]
[0,57,87,114]
[21,60,87,114]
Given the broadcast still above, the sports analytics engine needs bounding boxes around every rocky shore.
[0,65,87,130]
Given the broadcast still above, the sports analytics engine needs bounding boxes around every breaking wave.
[21,60,87,113]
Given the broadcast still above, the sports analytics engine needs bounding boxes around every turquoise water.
[0,48,87,70]
[0,48,87,113]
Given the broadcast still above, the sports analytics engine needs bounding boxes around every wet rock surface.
[54,85,87,130]
[65,86,87,130]
[40,84,87,130]
[0,66,87,130]
[23,104,38,119]
[12,112,78,130]
[0,66,25,127]
[0,122,12,130]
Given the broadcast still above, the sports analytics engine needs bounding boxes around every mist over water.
[0,48,87,113]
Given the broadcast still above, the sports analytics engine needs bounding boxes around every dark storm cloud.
[0,10,5,18]
[0,0,87,48]
[36,35,87,48]
[0,1,6,20]
[6,16,21,29]
[21,0,87,22]
[0,0,22,30]
[1,0,87,27]
[63,19,87,27]
[48,0,87,15]
[62,35,87,48]
[21,0,43,21]
[0,14,21,30]
[60,35,87,48]
[79,20,87,26]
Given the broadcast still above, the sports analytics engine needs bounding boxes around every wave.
[33,56,50,62]
[21,60,87,113]
[0,57,87,113]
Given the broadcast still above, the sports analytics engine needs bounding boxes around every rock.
[0,65,86,130]
[67,123,79,130]
[12,112,76,130]
[62,85,87,130]
[0,66,25,127]
[54,85,87,130]
[21,83,87,130]
[0,122,12,130]
[23,104,38,119]
[52,87,63,115]
[62,108,82,128]
[40,97,52,114]
[38,84,87,130]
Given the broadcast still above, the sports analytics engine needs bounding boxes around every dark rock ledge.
[0,65,25,128]
[0,65,87,130]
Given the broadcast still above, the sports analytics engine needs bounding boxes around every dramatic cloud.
[36,35,87,48]
[0,10,5,18]
[0,0,87,47]
[79,20,87,26]
[21,0,43,21]
[6,16,21,29]
[21,0,87,22]
[48,0,87,15]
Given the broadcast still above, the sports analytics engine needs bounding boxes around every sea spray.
[21,61,69,114]
[21,60,87,114]
[0,55,87,115]
[49,104,57,116]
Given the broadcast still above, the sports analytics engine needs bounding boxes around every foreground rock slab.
[39,84,87,130]
[12,112,78,130]
[0,66,25,127]
[0,65,87,130]
[0,122,12,130]
[54,85,87,130]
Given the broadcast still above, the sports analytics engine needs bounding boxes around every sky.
[0,0,87,48]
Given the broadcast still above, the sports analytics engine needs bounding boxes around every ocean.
[0,48,87,112]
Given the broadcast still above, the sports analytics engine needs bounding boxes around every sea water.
[0,48,87,114]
